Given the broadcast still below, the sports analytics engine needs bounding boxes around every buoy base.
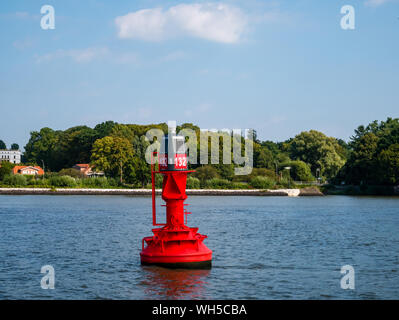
[140,226,212,270]
[141,260,212,269]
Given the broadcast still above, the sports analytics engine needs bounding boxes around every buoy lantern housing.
[140,133,212,269]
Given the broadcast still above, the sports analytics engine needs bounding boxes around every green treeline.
[333,118,399,186]
[1,118,398,189]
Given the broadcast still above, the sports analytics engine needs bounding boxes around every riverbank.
[321,184,399,196]
[0,187,323,196]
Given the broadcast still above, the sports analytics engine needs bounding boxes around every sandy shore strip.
[0,187,323,196]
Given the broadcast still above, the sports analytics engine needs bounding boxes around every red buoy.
[140,132,212,269]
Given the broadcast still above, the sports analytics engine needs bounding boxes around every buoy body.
[140,134,212,269]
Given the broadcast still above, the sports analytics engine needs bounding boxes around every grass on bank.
[0,172,322,191]
[0,174,123,189]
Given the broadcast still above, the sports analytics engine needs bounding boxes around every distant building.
[72,164,104,177]
[13,166,44,176]
[0,149,21,164]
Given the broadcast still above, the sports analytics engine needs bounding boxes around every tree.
[378,144,399,185]
[336,139,350,160]
[0,140,6,149]
[248,128,259,144]
[280,160,314,182]
[121,135,152,186]
[94,121,118,139]
[177,123,200,134]
[0,161,14,180]
[24,127,62,171]
[11,143,19,150]
[261,140,282,156]
[91,136,134,183]
[57,126,97,168]
[110,124,135,142]
[127,123,168,137]
[339,118,399,185]
[254,144,274,169]
[289,130,345,179]
[130,135,151,186]
[346,133,379,184]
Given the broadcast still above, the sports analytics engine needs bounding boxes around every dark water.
[0,195,398,300]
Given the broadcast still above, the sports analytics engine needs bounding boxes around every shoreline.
[0,187,323,197]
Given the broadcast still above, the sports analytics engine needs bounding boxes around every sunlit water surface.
[0,195,398,299]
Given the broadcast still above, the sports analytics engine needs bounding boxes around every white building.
[0,149,21,164]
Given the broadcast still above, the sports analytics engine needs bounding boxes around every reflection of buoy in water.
[140,129,212,269]
[142,266,210,299]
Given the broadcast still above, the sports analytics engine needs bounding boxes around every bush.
[27,176,43,186]
[49,175,77,187]
[78,177,120,188]
[204,178,231,189]
[2,174,27,186]
[43,172,57,179]
[24,175,35,184]
[278,177,292,188]
[186,176,200,189]
[154,173,163,188]
[252,168,277,179]
[215,164,235,180]
[144,173,164,189]
[280,161,314,182]
[106,178,120,187]
[249,176,276,189]
[233,168,276,183]
[58,168,85,178]
[193,165,219,184]
[32,178,50,187]
[230,182,249,189]
[0,162,15,181]
[80,177,109,188]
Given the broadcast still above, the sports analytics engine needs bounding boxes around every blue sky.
[0,0,398,149]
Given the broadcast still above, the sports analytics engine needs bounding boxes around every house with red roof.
[72,164,104,177]
[12,166,44,176]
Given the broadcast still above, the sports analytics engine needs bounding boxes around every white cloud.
[365,0,391,7]
[115,3,248,44]
[13,39,34,50]
[36,47,109,63]
[15,11,30,19]
[12,11,40,20]
[35,47,140,65]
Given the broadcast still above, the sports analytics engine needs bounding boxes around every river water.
[0,195,398,299]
